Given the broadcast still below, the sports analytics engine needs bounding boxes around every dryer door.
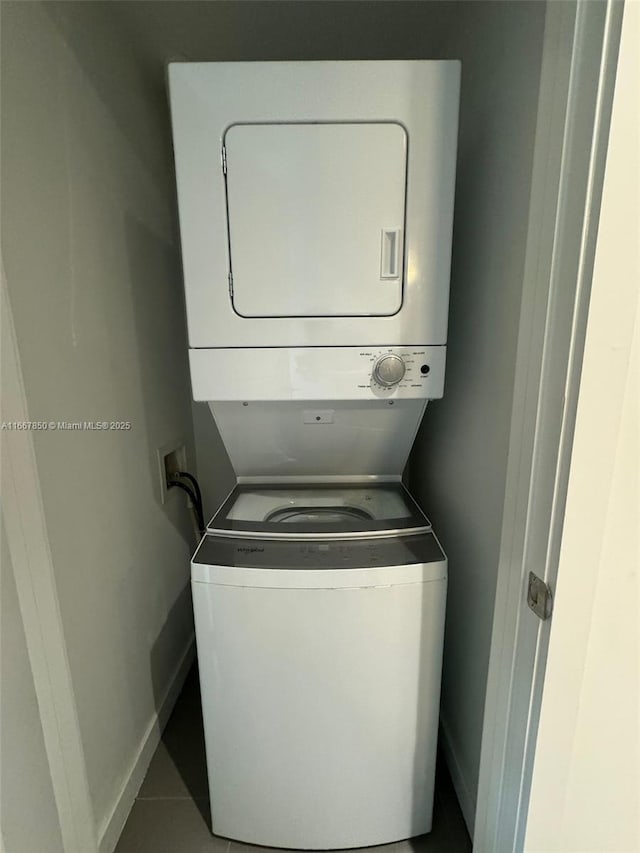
[224,122,407,318]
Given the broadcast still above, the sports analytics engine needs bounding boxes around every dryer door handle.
[380,229,401,280]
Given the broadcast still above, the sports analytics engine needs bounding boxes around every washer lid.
[207,399,430,482]
[207,483,430,539]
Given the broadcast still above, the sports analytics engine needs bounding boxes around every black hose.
[174,471,203,517]
[168,479,205,532]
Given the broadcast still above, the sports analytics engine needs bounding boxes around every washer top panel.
[207,482,430,539]
[192,532,447,589]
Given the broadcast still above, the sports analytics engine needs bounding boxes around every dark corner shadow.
[124,212,196,549]
[150,586,211,829]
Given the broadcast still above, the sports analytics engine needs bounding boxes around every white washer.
[192,484,447,849]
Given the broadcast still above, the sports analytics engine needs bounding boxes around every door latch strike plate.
[527,572,553,620]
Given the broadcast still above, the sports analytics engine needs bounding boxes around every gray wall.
[1,517,65,853]
[409,0,547,830]
[121,3,547,830]
[1,1,196,836]
[1,0,548,841]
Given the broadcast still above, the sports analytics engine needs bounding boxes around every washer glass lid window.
[208,484,431,539]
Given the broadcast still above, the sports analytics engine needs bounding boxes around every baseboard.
[97,635,196,853]
[439,715,476,838]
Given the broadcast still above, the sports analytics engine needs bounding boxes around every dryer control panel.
[363,348,440,397]
[189,346,446,402]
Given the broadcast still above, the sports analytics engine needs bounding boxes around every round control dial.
[373,353,406,387]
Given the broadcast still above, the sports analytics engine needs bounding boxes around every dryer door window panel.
[224,123,407,318]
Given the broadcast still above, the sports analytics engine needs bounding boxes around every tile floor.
[115,667,471,853]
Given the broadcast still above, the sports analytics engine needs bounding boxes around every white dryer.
[168,60,460,358]
[192,484,447,849]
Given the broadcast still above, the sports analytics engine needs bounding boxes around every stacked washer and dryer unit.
[169,61,460,850]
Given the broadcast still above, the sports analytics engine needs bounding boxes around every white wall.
[1,517,65,853]
[1,2,196,844]
[409,1,547,829]
[525,3,639,848]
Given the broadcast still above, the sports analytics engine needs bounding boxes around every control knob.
[373,353,406,387]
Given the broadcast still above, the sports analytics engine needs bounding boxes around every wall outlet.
[157,440,187,504]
